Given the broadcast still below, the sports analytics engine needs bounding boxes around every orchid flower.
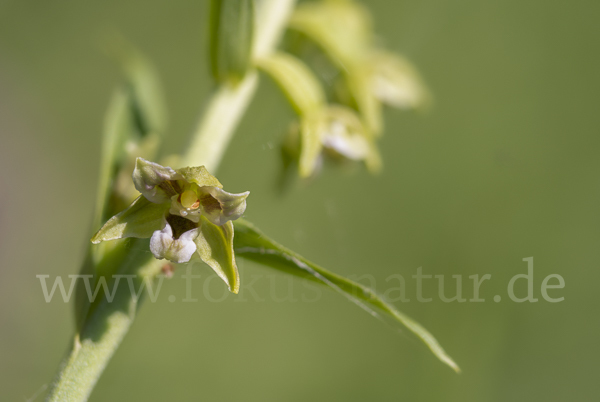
[91,157,249,293]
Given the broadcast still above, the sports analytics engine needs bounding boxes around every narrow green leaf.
[93,43,167,231]
[210,0,255,84]
[233,219,460,372]
[257,52,326,116]
[196,218,240,294]
[108,37,168,137]
[83,44,168,334]
[125,53,167,137]
[92,89,131,232]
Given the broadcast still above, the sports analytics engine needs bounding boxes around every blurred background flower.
[1,0,599,401]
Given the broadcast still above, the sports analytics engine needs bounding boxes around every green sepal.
[257,52,326,116]
[195,217,240,294]
[233,219,460,372]
[210,0,255,85]
[177,166,223,188]
[365,142,383,174]
[201,188,250,226]
[368,51,431,111]
[91,196,169,244]
[298,113,324,177]
[289,0,373,68]
[346,69,383,136]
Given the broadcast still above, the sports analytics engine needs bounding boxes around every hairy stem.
[45,1,295,401]
[46,241,162,402]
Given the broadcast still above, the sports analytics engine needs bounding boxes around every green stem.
[182,71,258,171]
[45,1,295,401]
[46,242,162,402]
[183,0,296,171]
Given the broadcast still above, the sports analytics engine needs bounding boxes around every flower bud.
[210,0,255,84]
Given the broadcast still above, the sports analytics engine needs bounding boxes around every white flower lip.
[322,120,370,161]
[150,223,199,264]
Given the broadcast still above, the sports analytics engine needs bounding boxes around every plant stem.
[45,1,295,401]
[182,72,258,171]
[46,242,162,402]
[183,0,296,171]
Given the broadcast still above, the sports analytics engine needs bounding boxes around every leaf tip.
[440,355,461,373]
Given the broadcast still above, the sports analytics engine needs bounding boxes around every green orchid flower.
[289,0,429,135]
[256,52,381,178]
[290,105,382,178]
[91,157,249,293]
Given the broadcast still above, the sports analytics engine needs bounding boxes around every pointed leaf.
[115,39,168,135]
[195,218,240,294]
[233,219,460,372]
[93,43,167,231]
[93,89,131,231]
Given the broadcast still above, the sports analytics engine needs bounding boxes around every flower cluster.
[290,0,430,127]
[255,0,428,180]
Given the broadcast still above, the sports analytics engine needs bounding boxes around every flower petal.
[289,0,373,66]
[201,187,250,226]
[256,52,326,116]
[194,217,239,294]
[321,106,371,161]
[322,127,369,160]
[346,70,383,136]
[133,157,181,203]
[91,196,169,243]
[298,114,325,178]
[176,166,222,188]
[150,223,199,263]
[169,194,203,223]
[370,51,429,110]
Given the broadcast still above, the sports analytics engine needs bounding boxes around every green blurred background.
[1,0,599,401]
